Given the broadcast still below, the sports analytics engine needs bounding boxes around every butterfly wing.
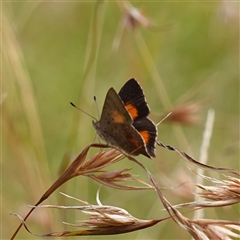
[133,118,157,158]
[103,123,151,158]
[100,87,133,126]
[93,87,132,146]
[119,78,157,158]
[118,78,150,120]
[94,87,150,157]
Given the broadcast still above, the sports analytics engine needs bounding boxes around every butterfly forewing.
[100,88,132,126]
[119,78,150,120]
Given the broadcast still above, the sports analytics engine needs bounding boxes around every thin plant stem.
[193,109,215,220]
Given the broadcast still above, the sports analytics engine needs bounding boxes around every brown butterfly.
[93,78,157,158]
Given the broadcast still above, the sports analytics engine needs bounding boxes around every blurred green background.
[3,1,239,239]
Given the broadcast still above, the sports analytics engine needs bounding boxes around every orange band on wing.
[125,104,138,119]
[139,131,150,145]
[112,110,125,123]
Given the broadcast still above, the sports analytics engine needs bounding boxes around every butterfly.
[93,78,157,158]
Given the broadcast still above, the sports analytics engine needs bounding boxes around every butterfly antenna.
[156,112,172,126]
[70,102,97,121]
[94,96,100,119]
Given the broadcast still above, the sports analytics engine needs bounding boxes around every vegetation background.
[3,1,239,239]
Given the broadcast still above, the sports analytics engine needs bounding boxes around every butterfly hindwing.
[133,118,157,158]
[103,122,150,157]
